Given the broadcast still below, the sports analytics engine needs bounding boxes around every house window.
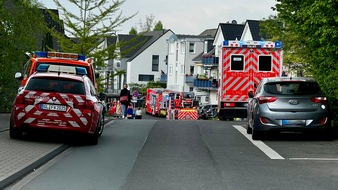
[116,62,120,67]
[230,55,244,71]
[152,55,159,71]
[259,55,272,71]
[139,74,154,81]
[189,42,195,53]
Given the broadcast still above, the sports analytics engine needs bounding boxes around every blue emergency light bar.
[223,40,282,48]
[33,51,86,61]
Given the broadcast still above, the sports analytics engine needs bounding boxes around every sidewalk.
[0,113,10,131]
[0,115,115,189]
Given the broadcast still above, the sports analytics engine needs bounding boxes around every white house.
[125,30,174,85]
[166,34,206,92]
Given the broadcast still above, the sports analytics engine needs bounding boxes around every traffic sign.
[132,91,139,97]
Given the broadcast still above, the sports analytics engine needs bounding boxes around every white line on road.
[288,158,338,161]
[233,125,285,160]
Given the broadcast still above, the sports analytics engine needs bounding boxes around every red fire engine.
[166,91,199,120]
[218,40,283,120]
[145,88,170,117]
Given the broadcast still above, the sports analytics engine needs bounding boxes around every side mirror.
[254,84,257,88]
[15,72,23,80]
[95,71,100,79]
[248,91,254,98]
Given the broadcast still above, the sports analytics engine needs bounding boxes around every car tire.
[252,128,262,140]
[97,114,105,137]
[9,119,23,139]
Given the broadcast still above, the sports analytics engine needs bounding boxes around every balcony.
[185,75,194,83]
[194,79,218,89]
[160,74,167,83]
[202,57,219,67]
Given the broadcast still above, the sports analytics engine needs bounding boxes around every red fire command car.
[15,51,97,91]
[10,64,104,144]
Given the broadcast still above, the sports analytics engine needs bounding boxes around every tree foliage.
[153,21,163,31]
[272,0,338,122]
[0,0,46,112]
[47,0,135,64]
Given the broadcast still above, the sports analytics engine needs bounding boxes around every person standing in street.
[119,84,131,119]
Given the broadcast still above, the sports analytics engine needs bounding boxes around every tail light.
[320,117,328,124]
[257,96,277,104]
[259,117,268,124]
[311,96,327,104]
[75,100,94,109]
[15,94,25,104]
[85,100,94,109]
[224,102,235,107]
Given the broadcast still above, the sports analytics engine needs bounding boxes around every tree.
[274,0,338,122]
[260,16,310,76]
[129,26,137,35]
[46,0,135,64]
[153,21,163,31]
[0,0,46,112]
[45,0,138,92]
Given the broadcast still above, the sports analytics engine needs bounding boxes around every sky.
[38,0,278,35]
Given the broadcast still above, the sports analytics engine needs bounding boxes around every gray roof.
[124,29,173,61]
[246,20,262,41]
[219,23,245,40]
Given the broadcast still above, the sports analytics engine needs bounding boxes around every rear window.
[25,77,85,95]
[36,62,91,79]
[264,82,321,95]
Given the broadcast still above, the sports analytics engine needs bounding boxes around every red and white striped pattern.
[221,48,282,103]
[13,91,98,131]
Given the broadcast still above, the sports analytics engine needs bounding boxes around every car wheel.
[9,118,23,139]
[97,114,105,137]
[252,128,262,140]
[251,118,262,140]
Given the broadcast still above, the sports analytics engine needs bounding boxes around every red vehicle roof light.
[257,96,277,104]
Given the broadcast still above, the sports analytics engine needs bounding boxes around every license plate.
[41,104,67,112]
[282,120,305,125]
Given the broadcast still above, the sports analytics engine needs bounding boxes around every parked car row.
[10,52,105,145]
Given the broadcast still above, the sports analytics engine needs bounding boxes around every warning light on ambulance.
[275,41,282,48]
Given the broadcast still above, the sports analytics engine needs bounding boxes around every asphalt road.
[6,118,338,190]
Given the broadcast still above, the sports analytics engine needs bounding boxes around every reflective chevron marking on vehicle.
[177,109,199,120]
[14,91,90,128]
[221,48,281,102]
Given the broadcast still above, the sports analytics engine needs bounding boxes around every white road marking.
[233,125,285,160]
[288,158,338,161]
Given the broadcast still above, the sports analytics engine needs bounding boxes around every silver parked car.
[247,77,332,140]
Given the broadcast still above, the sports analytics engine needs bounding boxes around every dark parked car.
[198,104,218,120]
[247,77,332,140]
